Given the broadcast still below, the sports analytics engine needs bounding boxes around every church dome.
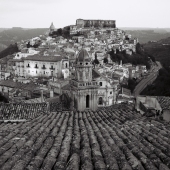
[50,22,55,30]
[76,49,91,63]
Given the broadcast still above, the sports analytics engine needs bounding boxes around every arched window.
[86,72,88,79]
[99,97,103,105]
[86,95,90,108]
[79,71,83,80]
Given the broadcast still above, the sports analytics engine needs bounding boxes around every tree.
[136,43,143,55]
[104,57,108,63]
[0,93,9,103]
[128,79,137,92]
[62,26,70,38]
[0,43,19,59]
[57,28,62,36]
[93,53,99,65]
[94,22,99,28]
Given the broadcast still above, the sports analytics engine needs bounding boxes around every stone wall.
[76,19,116,28]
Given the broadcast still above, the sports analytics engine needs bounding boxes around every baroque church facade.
[63,49,117,111]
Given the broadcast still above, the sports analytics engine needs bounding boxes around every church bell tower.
[71,49,98,111]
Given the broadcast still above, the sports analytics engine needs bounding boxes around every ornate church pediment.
[97,91,105,96]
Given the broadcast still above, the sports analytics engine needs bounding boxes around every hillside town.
[0,19,149,108]
[1,18,170,170]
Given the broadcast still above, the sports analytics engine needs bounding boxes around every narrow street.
[133,61,162,97]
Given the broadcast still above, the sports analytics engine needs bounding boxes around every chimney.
[120,60,122,66]
[50,90,54,98]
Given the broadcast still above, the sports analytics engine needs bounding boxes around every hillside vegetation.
[141,37,170,96]
[141,68,170,96]
[108,43,155,70]
[0,43,7,52]
[0,43,19,59]
[125,30,170,44]
[0,27,48,50]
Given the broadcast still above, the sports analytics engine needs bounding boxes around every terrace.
[0,104,170,169]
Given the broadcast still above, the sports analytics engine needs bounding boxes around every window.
[86,95,90,108]
[65,63,68,68]
[99,82,102,86]
[44,71,45,74]
[85,72,88,79]
[110,91,112,94]
[36,70,37,74]
[28,64,30,67]
[86,63,88,65]
[80,63,82,65]
[35,64,38,68]
[99,97,103,105]
[28,70,30,73]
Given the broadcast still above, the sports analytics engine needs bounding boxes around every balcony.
[41,67,46,69]
[34,66,39,69]
[71,79,98,88]
[26,65,30,68]
[49,67,55,70]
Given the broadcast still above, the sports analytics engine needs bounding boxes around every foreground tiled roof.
[0,80,22,88]
[157,96,170,110]
[0,105,170,169]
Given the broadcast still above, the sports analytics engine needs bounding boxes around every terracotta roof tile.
[0,80,22,88]
[0,104,170,169]
[24,54,67,62]
[92,69,101,79]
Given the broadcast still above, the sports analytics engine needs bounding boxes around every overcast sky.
[0,0,170,28]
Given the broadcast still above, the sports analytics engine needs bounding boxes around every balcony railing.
[49,67,55,70]
[71,79,98,88]
[34,66,39,69]
[41,67,46,69]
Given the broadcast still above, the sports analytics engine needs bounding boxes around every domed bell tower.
[71,49,98,111]
[75,49,92,82]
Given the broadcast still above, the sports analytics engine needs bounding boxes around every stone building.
[70,49,98,111]
[62,49,117,111]
[23,55,69,78]
[76,19,116,28]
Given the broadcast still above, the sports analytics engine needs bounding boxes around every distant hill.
[0,27,48,51]
[0,43,7,52]
[140,68,170,96]
[120,27,170,32]
[123,30,170,44]
[0,28,10,32]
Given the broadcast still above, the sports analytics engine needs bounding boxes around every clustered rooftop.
[0,104,170,169]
